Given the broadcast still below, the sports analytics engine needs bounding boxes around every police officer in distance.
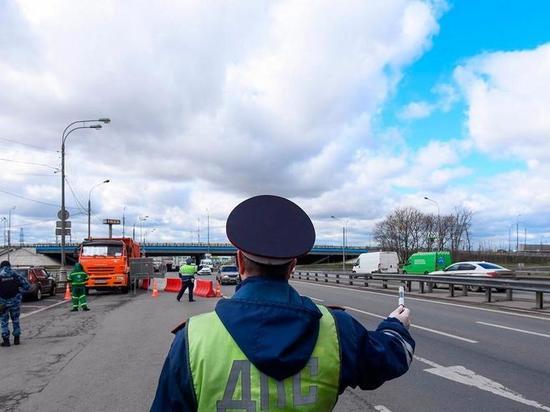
[151,195,414,411]
[177,258,196,302]
[0,260,30,347]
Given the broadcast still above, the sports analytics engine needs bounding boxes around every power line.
[0,187,79,210]
[10,211,86,229]
[0,137,56,152]
[0,157,59,171]
[64,177,88,214]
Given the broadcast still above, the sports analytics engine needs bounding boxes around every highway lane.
[292,280,550,411]
[4,278,549,411]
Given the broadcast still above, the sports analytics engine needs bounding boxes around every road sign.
[57,209,70,220]
[103,219,121,225]
[56,221,71,228]
[55,228,71,236]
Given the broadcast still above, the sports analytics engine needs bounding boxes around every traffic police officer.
[0,260,30,347]
[68,263,89,311]
[151,195,414,411]
[177,258,196,302]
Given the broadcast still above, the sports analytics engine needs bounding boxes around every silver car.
[216,265,240,285]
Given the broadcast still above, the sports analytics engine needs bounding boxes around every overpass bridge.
[31,242,370,265]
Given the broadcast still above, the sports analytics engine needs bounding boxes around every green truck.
[402,251,452,274]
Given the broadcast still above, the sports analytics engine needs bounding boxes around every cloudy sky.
[1,0,549,249]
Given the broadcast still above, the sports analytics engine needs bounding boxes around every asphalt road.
[1,275,548,411]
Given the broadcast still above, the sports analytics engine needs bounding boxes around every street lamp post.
[60,118,110,280]
[424,196,441,269]
[139,215,149,243]
[1,217,6,247]
[331,216,348,272]
[7,206,15,249]
[515,214,522,252]
[206,209,210,254]
[122,206,127,238]
[424,197,440,248]
[87,179,110,239]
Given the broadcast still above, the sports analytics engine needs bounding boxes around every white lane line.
[20,300,69,318]
[414,356,550,411]
[291,280,550,321]
[476,321,550,338]
[344,306,478,344]
[374,406,392,412]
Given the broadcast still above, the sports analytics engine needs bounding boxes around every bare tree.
[374,206,473,262]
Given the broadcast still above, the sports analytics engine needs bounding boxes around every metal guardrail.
[292,271,550,309]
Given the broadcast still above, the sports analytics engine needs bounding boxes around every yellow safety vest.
[187,304,340,411]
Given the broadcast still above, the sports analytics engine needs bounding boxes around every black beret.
[226,195,315,264]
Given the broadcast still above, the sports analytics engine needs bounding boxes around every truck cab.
[79,238,141,293]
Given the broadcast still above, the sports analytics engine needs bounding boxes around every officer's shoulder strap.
[326,305,346,311]
[171,319,188,335]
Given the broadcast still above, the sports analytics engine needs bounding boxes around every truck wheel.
[403,271,407,274]
[121,286,129,294]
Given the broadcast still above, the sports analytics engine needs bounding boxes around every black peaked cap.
[226,195,316,260]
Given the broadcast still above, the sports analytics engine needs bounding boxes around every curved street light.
[331,215,348,272]
[87,179,111,239]
[60,118,110,279]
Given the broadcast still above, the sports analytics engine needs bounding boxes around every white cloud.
[455,43,550,161]
[399,101,435,119]
[0,0,448,243]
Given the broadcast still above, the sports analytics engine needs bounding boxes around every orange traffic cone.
[215,281,222,297]
[64,283,71,301]
[152,279,159,298]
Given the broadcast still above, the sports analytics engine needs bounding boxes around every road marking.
[21,305,43,309]
[20,300,69,318]
[476,321,550,338]
[291,280,550,321]
[344,306,478,344]
[374,406,392,412]
[414,356,550,411]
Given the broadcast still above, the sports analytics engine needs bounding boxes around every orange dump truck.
[78,237,141,293]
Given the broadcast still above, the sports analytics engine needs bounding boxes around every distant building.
[518,244,550,253]
[0,247,60,269]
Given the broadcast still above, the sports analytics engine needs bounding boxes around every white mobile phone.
[398,286,405,306]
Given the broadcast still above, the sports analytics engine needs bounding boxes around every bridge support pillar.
[427,282,433,293]
[419,281,425,293]
[506,289,513,301]
[462,285,468,296]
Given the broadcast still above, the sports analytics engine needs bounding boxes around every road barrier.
[148,277,167,291]
[164,278,182,293]
[292,271,550,309]
[140,279,150,290]
[194,279,216,298]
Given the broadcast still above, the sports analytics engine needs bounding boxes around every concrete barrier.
[194,279,216,298]
[164,278,182,293]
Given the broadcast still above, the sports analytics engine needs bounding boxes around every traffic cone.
[64,283,71,301]
[152,279,159,298]
[215,281,222,297]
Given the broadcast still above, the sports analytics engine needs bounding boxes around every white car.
[197,266,212,275]
[430,261,514,278]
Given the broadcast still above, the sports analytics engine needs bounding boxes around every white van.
[352,252,399,275]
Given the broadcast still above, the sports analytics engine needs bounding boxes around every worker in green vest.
[177,258,196,302]
[152,195,414,411]
[68,263,89,311]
